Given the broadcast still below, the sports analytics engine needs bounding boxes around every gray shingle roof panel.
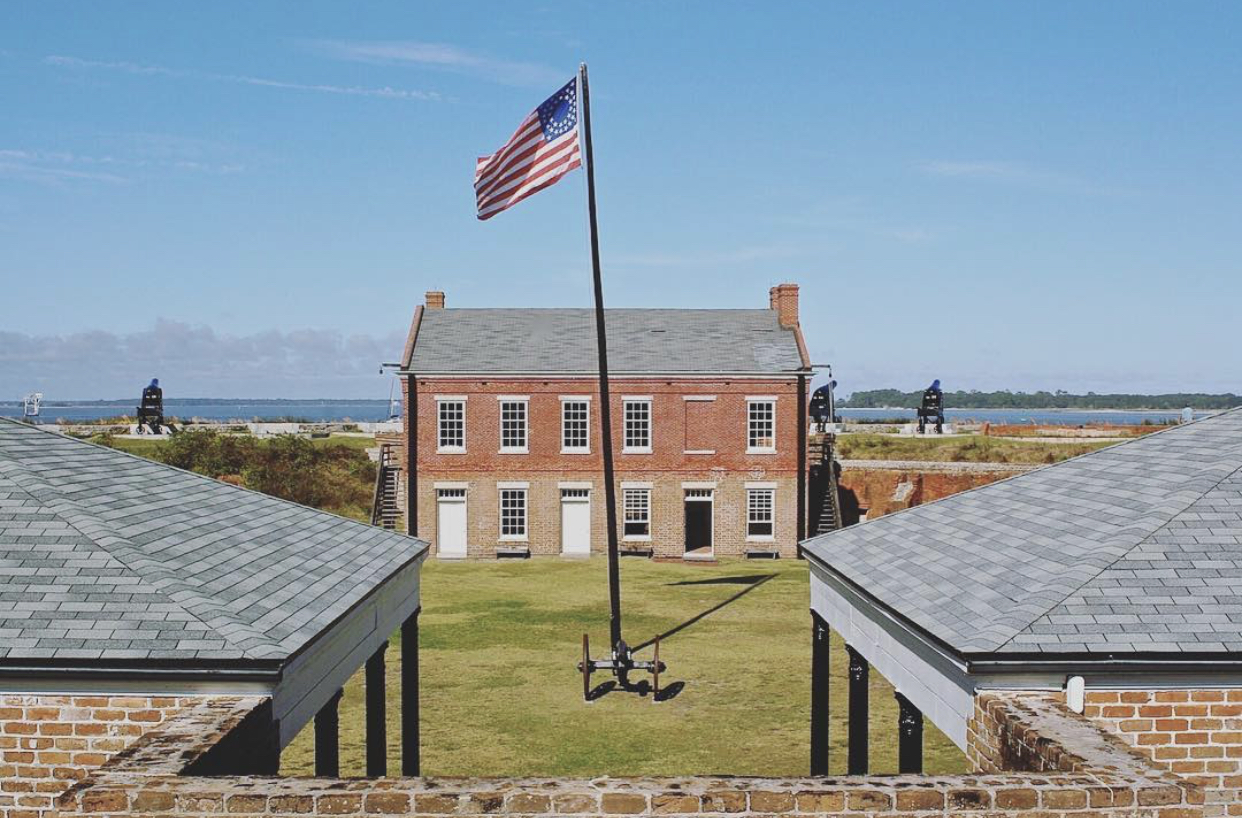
[0,418,428,664]
[407,308,804,374]
[802,407,1242,656]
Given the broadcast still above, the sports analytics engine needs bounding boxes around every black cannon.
[917,380,944,434]
[136,379,176,435]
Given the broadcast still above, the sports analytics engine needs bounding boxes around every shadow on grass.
[586,678,686,703]
[636,573,778,650]
[666,575,773,587]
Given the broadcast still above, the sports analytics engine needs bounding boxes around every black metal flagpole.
[578,62,623,651]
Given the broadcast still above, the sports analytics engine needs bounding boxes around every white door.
[560,489,591,556]
[436,488,467,558]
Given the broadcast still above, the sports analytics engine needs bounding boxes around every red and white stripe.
[475,110,581,220]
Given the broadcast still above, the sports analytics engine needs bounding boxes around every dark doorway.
[684,493,713,556]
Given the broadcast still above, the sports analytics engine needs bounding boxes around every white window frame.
[499,487,528,541]
[746,487,776,541]
[497,396,529,454]
[560,396,591,454]
[622,487,651,541]
[622,397,653,454]
[436,396,467,453]
[746,397,777,454]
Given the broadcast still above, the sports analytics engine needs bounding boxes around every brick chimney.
[769,283,799,328]
[425,290,446,309]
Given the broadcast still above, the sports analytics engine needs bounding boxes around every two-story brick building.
[394,284,812,559]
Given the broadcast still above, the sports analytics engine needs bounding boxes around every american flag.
[475,77,582,220]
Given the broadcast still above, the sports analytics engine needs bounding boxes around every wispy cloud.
[0,144,246,186]
[921,160,1116,195]
[1,320,405,400]
[303,40,564,87]
[609,245,805,268]
[44,54,440,101]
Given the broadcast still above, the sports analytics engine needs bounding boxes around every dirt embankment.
[838,466,1015,521]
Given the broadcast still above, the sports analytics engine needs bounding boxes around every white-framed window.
[623,398,652,453]
[499,488,527,540]
[437,398,466,452]
[747,488,775,540]
[623,488,651,539]
[499,398,528,453]
[747,399,776,453]
[561,399,590,453]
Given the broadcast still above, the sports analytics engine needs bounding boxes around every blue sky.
[2,2,1240,399]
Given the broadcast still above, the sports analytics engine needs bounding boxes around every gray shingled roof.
[0,418,427,665]
[803,407,1242,656]
[406,308,805,374]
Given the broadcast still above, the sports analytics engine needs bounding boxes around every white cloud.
[44,54,440,101]
[920,160,1116,195]
[303,40,565,87]
[0,320,405,399]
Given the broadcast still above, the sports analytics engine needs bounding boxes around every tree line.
[839,389,1242,410]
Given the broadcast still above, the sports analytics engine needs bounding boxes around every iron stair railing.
[371,442,403,530]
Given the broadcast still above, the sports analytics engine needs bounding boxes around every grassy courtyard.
[281,558,968,778]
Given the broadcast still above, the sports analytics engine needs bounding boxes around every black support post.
[797,374,808,545]
[401,609,421,776]
[366,644,388,777]
[846,645,869,775]
[810,611,831,775]
[896,692,924,774]
[314,689,343,777]
[406,375,417,536]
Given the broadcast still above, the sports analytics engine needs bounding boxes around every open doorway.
[683,488,714,558]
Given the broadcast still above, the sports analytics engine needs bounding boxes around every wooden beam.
[846,644,869,775]
[810,611,830,775]
[896,692,924,774]
[314,689,343,777]
[366,644,388,777]
[402,609,421,776]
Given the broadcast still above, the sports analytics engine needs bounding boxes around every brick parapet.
[1079,689,1242,818]
[0,694,197,818]
[57,695,1204,818]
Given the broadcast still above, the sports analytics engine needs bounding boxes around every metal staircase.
[808,433,843,535]
[371,442,403,531]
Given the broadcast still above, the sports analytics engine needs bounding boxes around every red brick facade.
[0,695,194,818]
[1083,690,1242,817]
[402,377,803,559]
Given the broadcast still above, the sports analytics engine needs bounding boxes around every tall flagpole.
[578,62,623,651]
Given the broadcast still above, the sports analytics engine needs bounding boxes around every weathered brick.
[318,794,363,815]
[226,794,269,813]
[700,791,745,813]
[845,789,890,811]
[364,793,410,814]
[508,793,552,813]
[895,789,944,811]
[81,790,128,813]
[793,790,844,812]
[651,794,697,814]
[271,795,315,813]
[1138,785,1185,806]
[600,793,647,814]
[131,791,175,812]
[747,791,794,813]
[994,788,1037,810]
[1042,788,1088,809]
[553,793,597,814]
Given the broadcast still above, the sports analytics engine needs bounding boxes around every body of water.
[837,407,1210,426]
[0,400,398,423]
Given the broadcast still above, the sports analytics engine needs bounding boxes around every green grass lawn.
[280,558,968,778]
[836,433,1115,464]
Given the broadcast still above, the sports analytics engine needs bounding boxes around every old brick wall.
[405,377,801,559]
[0,695,193,818]
[837,467,1015,521]
[1082,690,1242,817]
[58,695,1204,818]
